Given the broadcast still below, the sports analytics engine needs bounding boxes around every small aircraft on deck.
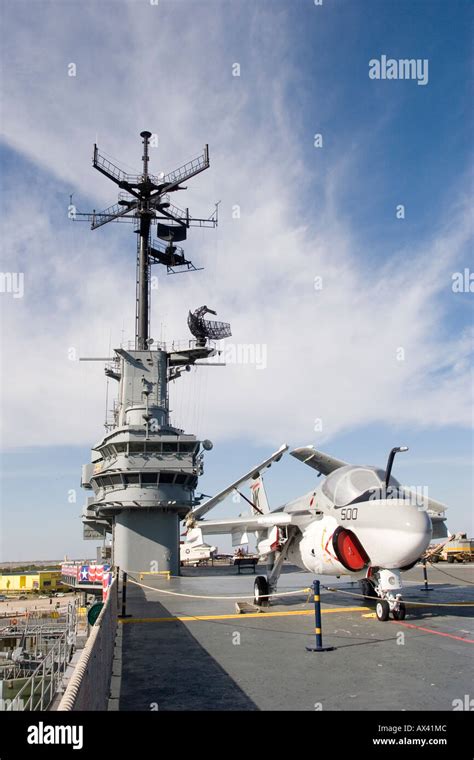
[184,444,448,621]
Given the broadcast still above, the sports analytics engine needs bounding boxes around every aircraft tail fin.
[250,476,270,514]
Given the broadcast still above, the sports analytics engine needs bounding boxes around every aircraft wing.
[194,512,293,535]
[290,446,348,475]
[400,488,448,538]
[430,515,448,539]
[422,496,448,515]
[189,444,288,521]
[400,489,448,515]
[187,512,295,548]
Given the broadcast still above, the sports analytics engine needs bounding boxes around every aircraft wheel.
[254,576,270,607]
[392,603,406,621]
[447,556,455,563]
[375,599,390,622]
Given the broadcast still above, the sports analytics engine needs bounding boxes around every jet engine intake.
[332,527,370,571]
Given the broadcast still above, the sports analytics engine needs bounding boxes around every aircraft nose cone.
[397,504,432,566]
[356,500,433,569]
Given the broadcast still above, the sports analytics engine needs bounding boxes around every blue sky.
[1,0,472,560]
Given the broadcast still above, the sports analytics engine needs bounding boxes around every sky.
[0,0,472,561]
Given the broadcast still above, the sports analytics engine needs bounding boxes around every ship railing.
[119,340,167,351]
[112,338,220,354]
[57,577,117,711]
[161,147,209,187]
[160,194,188,220]
[168,338,219,352]
[3,631,71,712]
[93,148,153,186]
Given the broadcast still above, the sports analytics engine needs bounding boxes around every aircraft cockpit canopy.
[322,465,402,507]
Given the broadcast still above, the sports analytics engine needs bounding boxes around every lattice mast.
[73,130,219,348]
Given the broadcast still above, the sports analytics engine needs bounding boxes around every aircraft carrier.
[67,132,473,714]
[6,131,470,719]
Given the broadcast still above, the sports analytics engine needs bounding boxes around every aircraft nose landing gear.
[392,602,406,620]
[375,599,390,621]
[375,599,406,621]
[371,568,407,621]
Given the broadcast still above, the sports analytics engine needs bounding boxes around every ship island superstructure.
[74,131,230,576]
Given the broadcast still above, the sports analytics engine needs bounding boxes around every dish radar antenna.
[188,306,232,347]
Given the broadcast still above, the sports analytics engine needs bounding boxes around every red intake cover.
[332,527,370,571]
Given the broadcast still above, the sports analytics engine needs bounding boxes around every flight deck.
[109,563,474,712]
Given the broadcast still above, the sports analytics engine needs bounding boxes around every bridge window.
[124,474,140,485]
[143,443,162,453]
[111,443,127,454]
[178,442,197,453]
[141,473,158,484]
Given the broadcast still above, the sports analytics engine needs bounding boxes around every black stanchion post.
[306,579,335,652]
[422,558,430,591]
[122,571,127,616]
[118,570,132,619]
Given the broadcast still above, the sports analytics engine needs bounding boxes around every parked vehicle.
[427,533,474,564]
[443,538,474,563]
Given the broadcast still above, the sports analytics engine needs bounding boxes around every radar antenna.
[187,306,232,347]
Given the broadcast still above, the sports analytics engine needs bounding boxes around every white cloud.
[1,0,472,450]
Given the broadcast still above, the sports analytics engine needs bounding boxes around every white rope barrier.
[126,575,474,608]
[127,575,311,601]
[322,584,474,608]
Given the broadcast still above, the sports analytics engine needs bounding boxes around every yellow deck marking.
[119,606,369,624]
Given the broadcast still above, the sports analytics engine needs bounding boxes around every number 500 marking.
[340,507,358,520]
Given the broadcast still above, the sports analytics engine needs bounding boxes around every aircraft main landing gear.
[253,532,296,608]
[254,576,270,607]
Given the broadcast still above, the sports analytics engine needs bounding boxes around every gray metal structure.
[0,604,78,712]
[74,131,230,575]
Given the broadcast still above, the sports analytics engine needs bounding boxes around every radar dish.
[188,306,232,346]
